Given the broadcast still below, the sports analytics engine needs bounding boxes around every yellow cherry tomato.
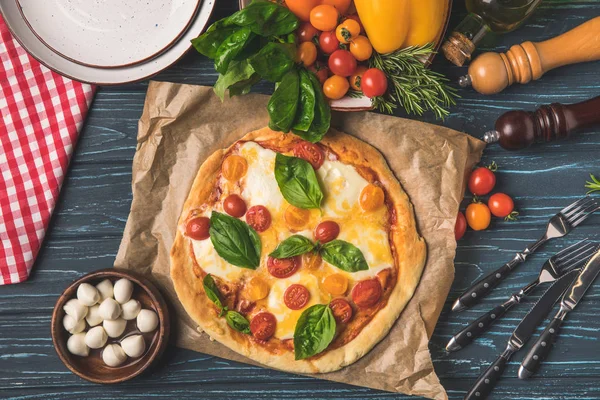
[284,205,311,230]
[466,202,491,231]
[310,5,339,32]
[360,184,385,211]
[321,0,352,14]
[323,75,349,100]
[349,65,368,91]
[285,0,321,22]
[297,41,317,67]
[303,251,323,270]
[322,274,348,295]
[349,35,373,61]
[222,155,248,181]
[335,19,361,44]
[245,277,270,301]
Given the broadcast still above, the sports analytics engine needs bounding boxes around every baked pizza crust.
[170,127,427,373]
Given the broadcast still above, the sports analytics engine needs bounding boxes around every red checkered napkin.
[0,16,95,285]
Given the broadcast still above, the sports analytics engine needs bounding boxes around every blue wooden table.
[2,1,600,399]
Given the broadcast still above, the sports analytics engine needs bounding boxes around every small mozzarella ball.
[136,309,159,333]
[96,279,114,301]
[86,305,103,327]
[113,279,134,304]
[85,326,108,349]
[67,333,89,357]
[98,298,121,320]
[121,335,145,358]
[76,283,100,306]
[63,314,86,334]
[121,299,141,320]
[103,318,127,338]
[63,299,88,322]
[102,344,127,367]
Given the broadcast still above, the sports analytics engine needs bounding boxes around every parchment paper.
[115,81,485,399]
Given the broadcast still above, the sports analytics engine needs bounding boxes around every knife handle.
[452,262,514,311]
[519,316,563,379]
[465,351,511,400]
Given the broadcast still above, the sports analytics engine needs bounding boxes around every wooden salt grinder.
[459,16,600,95]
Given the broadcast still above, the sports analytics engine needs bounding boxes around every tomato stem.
[504,211,519,222]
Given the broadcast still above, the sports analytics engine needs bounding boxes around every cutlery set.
[448,196,600,399]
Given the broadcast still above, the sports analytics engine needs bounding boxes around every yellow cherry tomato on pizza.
[349,65,368,91]
[466,202,491,231]
[250,312,277,340]
[222,155,247,181]
[284,284,310,310]
[323,75,349,100]
[185,217,210,240]
[297,41,317,67]
[245,277,270,301]
[349,35,373,61]
[314,220,340,243]
[360,184,385,211]
[322,273,348,295]
[310,5,339,32]
[321,0,352,14]
[284,205,311,230]
[223,194,247,217]
[302,251,323,270]
[329,298,353,323]
[335,19,361,44]
[352,278,382,308]
[285,0,320,21]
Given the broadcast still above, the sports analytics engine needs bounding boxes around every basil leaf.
[270,235,316,259]
[225,310,251,334]
[228,73,261,97]
[214,60,257,101]
[203,274,223,310]
[225,1,299,37]
[294,304,336,360]
[268,70,300,133]
[274,153,323,209]
[292,69,316,132]
[191,22,237,59]
[320,240,369,272]
[301,70,331,143]
[215,27,255,75]
[209,211,261,270]
[249,42,296,82]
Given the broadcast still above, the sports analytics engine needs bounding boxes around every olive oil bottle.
[442,0,543,66]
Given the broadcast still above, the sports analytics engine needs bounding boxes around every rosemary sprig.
[585,174,600,194]
[346,89,363,99]
[369,43,458,119]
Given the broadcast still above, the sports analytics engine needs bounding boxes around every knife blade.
[519,248,600,379]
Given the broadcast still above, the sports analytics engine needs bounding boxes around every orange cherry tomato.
[455,211,467,240]
[297,21,320,43]
[329,298,353,323]
[302,251,323,270]
[285,0,321,22]
[222,155,247,181]
[310,5,339,32]
[245,277,270,301]
[349,35,373,61]
[351,278,382,308]
[320,0,352,14]
[488,193,515,218]
[297,41,317,67]
[360,184,385,211]
[345,14,364,34]
[322,273,348,295]
[466,202,491,231]
[186,217,210,240]
[314,220,340,243]
[349,65,368,91]
[284,205,311,230]
[250,312,277,340]
[284,284,310,310]
[223,194,247,217]
[335,19,361,44]
[323,75,349,100]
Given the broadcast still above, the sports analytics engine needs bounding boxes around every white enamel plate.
[17,0,201,68]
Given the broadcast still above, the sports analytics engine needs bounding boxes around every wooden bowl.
[51,268,170,384]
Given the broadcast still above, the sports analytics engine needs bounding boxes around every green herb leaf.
[228,73,261,97]
[214,60,257,101]
[225,1,299,37]
[249,42,296,82]
[191,22,237,59]
[209,211,261,269]
[203,274,223,310]
[270,235,316,259]
[292,69,316,132]
[586,174,600,194]
[293,70,330,143]
[268,69,300,133]
[274,153,323,209]
[294,304,336,360]
[225,310,251,334]
[320,240,369,272]
[215,27,255,74]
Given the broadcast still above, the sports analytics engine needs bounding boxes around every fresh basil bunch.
[203,274,251,334]
[294,303,336,360]
[192,0,331,143]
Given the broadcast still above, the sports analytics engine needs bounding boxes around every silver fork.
[446,239,597,351]
[452,196,599,312]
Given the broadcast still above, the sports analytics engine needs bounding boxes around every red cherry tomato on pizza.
[186,217,210,240]
[250,312,277,340]
[328,50,357,77]
[352,278,382,308]
[267,256,300,278]
[466,202,491,231]
[285,0,320,22]
[223,194,247,217]
[284,284,310,310]
[468,166,496,195]
[329,298,353,323]
[314,221,340,243]
[488,193,515,218]
[318,30,340,55]
[293,141,325,169]
[361,68,388,98]
[297,21,320,43]
[245,205,271,232]
[455,211,467,240]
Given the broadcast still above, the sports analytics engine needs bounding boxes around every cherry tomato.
[297,21,320,43]
[284,205,311,230]
[297,41,317,67]
[267,255,301,278]
[360,184,385,211]
[310,5,339,32]
[321,0,352,14]
[285,0,320,22]
[293,141,325,169]
[323,75,349,100]
[318,30,340,55]
[322,273,348,295]
[488,193,515,218]
[361,68,388,98]
[455,211,467,240]
[284,284,310,310]
[302,251,323,270]
[186,217,210,240]
[223,194,247,217]
[314,221,340,243]
[349,35,373,61]
[346,14,364,34]
[377,268,392,291]
[250,312,277,340]
[335,19,361,44]
[466,202,491,231]
[352,278,383,308]
[328,49,357,77]
[222,155,247,181]
[314,66,329,84]
[246,205,271,232]
[245,276,269,301]
[349,65,368,91]
[468,166,496,195]
[329,298,353,323]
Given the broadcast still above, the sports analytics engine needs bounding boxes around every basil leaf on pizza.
[320,240,369,272]
[203,274,224,310]
[270,235,316,259]
[294,304,336,360]
[209,211,261,270]
[226,310,251,334]
[274,153,323,209]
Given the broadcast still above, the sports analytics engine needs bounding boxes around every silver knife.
[464,269,579,400]
[518,248,600,379]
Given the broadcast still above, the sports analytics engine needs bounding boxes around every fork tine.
[556,244,600,273]
[562,197,597,218]
[561,196,591,214]
[570,204,600,227]
[552,238,591,260]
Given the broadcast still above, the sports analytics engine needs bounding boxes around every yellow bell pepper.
[354,0,410,54]
[403,0,446,47]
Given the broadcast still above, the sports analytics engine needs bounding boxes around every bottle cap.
[441,32,475,67]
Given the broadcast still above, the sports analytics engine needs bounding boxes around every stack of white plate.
[1,0,216,84]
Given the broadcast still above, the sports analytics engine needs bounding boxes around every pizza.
[170,127,426,373]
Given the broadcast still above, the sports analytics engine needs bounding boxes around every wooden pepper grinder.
[459,16,600,95]
[483,96,600,150]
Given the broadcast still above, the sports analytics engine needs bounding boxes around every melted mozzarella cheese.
[317,160,369,218]
[240,142,284,211]
[192,238,245,281]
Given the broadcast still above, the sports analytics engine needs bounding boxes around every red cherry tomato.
[312,66,329,85]
[250,312,277,340]
[293,141,325,169]
[246,205,271,232]
[318,30,340,55]
[329,298,353,323]
[466,202,491,231]
[314,221,340,243]
[455,211,467,240]
[223,194,247,217]
[284,284,310,310]
[361,68,388,98]
[186,217,210,240]
[328,49,357,77]
[297,21,320,43]
[267,256,300,278]
[351,278,382,308]
[468,167,496,195]
[488,193,515,218]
